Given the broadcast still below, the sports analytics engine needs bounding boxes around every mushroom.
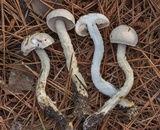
[21,32,73,130]
[83,25,138,129]
[75,13,134,108]
[110,25,138,89]
[46,9,91,117]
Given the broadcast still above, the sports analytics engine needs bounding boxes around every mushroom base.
[43,105,73,130]
[83,112,105,130]
[73,86,92,118]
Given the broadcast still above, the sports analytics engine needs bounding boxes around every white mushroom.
[46,9,91,117]
[21,32,73,130]
[75,13,134,108]
[110,25,138,91]
[83,25,138,129]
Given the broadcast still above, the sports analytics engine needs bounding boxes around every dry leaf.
[8,65,35,93]
[25,0,63,16]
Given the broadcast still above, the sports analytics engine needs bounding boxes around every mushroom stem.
[87,22,133,107]
[117,44,134,86]
[83,44,134,130]
[89,22,116,96]
[55,20,88,96]
[35,49,73,130]
[55,20,91,117]
[101,45,134,114]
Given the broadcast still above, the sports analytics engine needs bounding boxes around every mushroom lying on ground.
[21,32,73,130]
[46,9,91,117]
[75,13,134,108]
[82,25,138,129]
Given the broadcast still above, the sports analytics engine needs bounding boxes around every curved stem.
[87,23,133,107]
[35,49,72,130]
[89,23,117,96]
[83,44,134,129]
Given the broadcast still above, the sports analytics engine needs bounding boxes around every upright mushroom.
[75,13,134,108]
[46,9,91,117]
[83,25,138,129]
[110,25,138,92]
[21,32,73,130]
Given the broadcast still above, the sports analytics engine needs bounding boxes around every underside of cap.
[110,25,138,46]
[75,13,110,37]
[21,32,54,56]
[46,9,75,32]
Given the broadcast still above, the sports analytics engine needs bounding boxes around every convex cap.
[110,25,138,46]
[75,13,110,36]
[46,9,75,32]
[21,32,54,56]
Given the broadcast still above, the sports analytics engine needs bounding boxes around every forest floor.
[0,0,160,130]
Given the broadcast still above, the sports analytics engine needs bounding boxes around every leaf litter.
[0,0,160,130]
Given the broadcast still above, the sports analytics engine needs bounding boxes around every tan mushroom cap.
[46,9,75,32]
[75,13,110,36]
[110,25,138,46]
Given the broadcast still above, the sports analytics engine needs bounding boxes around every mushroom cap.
[46,9,75,32]
[75,13,110,36]
[110,25,138,46]
[21,32,54,56]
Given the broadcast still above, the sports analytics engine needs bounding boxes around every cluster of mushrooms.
[21,9,138,130]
